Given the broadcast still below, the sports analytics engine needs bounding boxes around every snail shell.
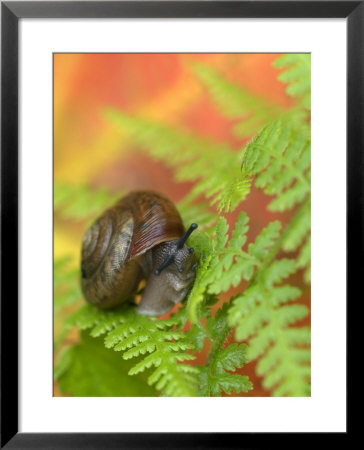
[81,191,198,316]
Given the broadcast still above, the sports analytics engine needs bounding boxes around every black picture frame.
[1,1,357,448]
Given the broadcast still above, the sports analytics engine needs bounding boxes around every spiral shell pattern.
[81,209,140,308]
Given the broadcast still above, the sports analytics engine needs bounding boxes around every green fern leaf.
[248,221,281,259]
[215,177,252,214]
[54,183,121,221]
[262,258,297,286]
[192,63,282,137]
[228,238,310,397]
[296,235,311,282]
[198,304,252,396]
[274,54,311,109]
[214,343,249,373]
[208,373,252,396]
[187,215,289,324]
[242,120,310,212]
[282,200,310,252]
[66,304,199,397]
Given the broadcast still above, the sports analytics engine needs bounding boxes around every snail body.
[81,191,198,316]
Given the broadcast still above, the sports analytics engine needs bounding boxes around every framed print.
[1,1,358,447]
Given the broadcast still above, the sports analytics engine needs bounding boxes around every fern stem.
[207,320,230,370]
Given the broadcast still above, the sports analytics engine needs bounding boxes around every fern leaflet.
[65,304,199,397]
[197,304,253,396]
[54,182,122,221]
[193,63,283,137]
[242,120,310,211]
[274,54,311,109]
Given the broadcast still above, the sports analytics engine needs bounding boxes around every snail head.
[154,223,198,276]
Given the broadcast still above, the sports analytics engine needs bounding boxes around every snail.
[80,190,198,316]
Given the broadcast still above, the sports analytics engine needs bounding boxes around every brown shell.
[82,190,184,277]
[81,191,185,308]
[112,190,185,258]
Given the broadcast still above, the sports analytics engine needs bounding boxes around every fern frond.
[54,182,122,221]
[227,217,310,396]
[105,109,251,213]
[241,119,311,281]
[282,200,311,252]
[66,304,199,397]
[242,120,310,212]
[192,63,282,137]
[198,304,252,396]
[274,54,311,109]
[187,214,285,323]
[213,177,252,214]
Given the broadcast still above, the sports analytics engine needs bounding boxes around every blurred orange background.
[54,53,310,396]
